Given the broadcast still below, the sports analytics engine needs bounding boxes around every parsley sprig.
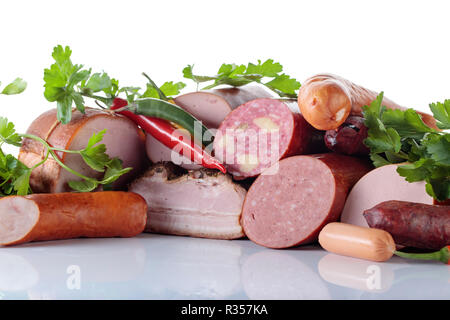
[0,117,131,195]
[43,45,186,124]
[363,93,450,201]
[183,59,301,98]
[0,78,27,95]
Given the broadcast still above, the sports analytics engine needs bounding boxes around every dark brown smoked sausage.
[363,200,450,250]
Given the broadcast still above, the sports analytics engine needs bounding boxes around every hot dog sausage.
[318,222,396,262]
[0,192,147,246]
[214,98,325,179]
[241,153,372,248]
[298,74,437,130]
[363,200,450,250]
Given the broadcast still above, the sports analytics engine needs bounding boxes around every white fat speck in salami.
[241,153,372,249]
[214,98,326,179]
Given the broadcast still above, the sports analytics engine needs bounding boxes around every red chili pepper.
[394,245,450,264]
[110,98,226,173]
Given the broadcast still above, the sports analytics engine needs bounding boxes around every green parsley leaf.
[424,133,450,166]
[85,72,112,93]
[429,100,450,129]
[100,158,132,185]
[265,74,301,97]
[159,81,186,97]
[382,108,435,139]
[0,117,22,146]
[44,45,91,123]
[12,168,32,196]
[183,60,301,97]
[79,130,110,172]
[67,179,98,192]
[363,92,450,201]
[0,152,32,196]
[397,159,434,182]
[182,65,215,84]
[1,78,27,95]
[246,59,282,77]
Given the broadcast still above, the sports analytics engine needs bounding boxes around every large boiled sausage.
[19,108,147,193]
[340,164,443,228]
[214,98,325,179]
[298,74,437,130]
[0,192,147,246]
[241,153,372,248]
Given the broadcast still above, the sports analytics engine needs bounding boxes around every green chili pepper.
[130,98,212,146]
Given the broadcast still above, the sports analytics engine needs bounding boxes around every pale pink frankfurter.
[214,98,326,179]
[241,153,372,248]
[318,222,396,262]
[340,164,444,228]
[146,85,274,169]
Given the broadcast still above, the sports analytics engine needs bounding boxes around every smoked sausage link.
[363,200,450,250]
[0,192,147,246]
[241,153,373,248]
[298,74,438,130]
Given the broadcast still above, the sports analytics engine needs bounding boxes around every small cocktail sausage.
[318,222,396,262]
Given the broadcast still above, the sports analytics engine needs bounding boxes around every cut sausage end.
[298,78,352,130]
[241,153,372,249]
[0,197,39,246]
[214,98,297,179]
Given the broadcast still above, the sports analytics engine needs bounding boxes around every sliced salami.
[213,98,325,179]
[241,153,372,249]
[146,85,274,169]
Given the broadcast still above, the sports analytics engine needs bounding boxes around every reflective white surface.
[0,234,448,300]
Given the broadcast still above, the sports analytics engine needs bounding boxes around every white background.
[1,0,449,154]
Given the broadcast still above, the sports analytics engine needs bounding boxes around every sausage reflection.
[0,237,146,299]
[242,250,330,299]
[140,235,243,299]
[318,253,394,293]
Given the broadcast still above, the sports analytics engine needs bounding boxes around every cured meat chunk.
[129,163,246,239]
[19,108,147,193]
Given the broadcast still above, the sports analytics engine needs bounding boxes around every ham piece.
[128,162,246,239]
